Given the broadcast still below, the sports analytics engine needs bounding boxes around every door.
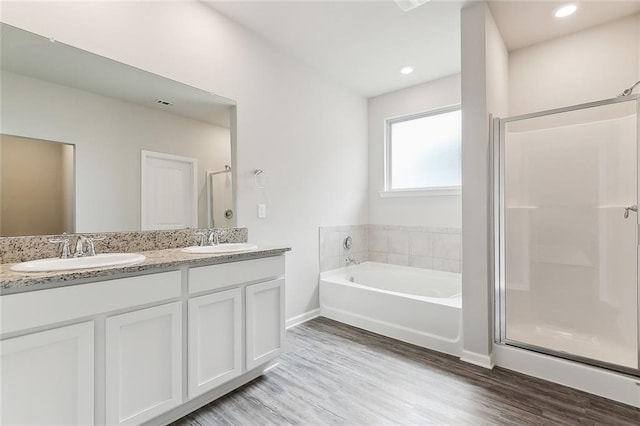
[245,279,285,370]
[188,288,242,398]
[141,150,197,230]
[496,95,639,373]
[105,302,182,425]
[0,321,94,425]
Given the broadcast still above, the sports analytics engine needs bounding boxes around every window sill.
[379,187,461,198]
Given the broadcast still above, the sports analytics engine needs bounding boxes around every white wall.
[0,0,368,321]
[368,75,462,228]
[2,71,231,233]
[460,2,509,367]
[509,14,640,115]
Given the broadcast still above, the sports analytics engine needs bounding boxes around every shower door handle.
[624,204,638,219]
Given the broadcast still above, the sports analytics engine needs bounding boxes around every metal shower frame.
[492,94,640,377]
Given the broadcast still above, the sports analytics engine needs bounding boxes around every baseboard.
[286,308,320,329]
[460,350,495,369]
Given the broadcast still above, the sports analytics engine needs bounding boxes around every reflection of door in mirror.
[208,167,234,228]
[0,134,75,237]
[141,150,197,231]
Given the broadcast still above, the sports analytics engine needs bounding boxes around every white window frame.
[382,104,462,197]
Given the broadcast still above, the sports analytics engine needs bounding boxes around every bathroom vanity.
[0,244,289,425]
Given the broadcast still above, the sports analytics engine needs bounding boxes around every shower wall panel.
[503,109,638,369]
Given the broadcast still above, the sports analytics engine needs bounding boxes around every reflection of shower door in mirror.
[141,150,197,231]
[207,169,234,228]
[496,95,639,374]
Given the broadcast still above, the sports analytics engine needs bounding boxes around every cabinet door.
[106,302,182,425]
[246,279,285,370]
[1,321,94,425]
[188,288,242,398]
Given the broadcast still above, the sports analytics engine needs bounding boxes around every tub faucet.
[345,257,360,266]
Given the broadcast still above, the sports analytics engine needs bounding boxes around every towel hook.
[254,169,266,189]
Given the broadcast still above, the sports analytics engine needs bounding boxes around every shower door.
[495,95,639,374]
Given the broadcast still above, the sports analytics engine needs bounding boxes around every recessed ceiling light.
[554,4,577,18]
[400,66,414,75]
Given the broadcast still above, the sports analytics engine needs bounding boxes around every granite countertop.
[0,246,291,296]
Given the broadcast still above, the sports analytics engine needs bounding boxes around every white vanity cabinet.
[187,288,242,398]
[0,270,181,426]
[246,278,285,370]
[0,321,95,426]
[186,255,286,400]
[0,252,287,426]
[105,302,183,425]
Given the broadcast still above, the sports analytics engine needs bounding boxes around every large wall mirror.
[0,23,237,237]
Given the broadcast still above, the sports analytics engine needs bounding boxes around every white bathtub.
[319,262,462,356]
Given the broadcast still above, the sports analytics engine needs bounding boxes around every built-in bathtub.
[319,262,462,356]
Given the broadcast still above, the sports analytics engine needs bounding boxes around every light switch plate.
[258,203,266,218]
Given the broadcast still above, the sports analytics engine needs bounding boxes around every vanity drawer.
[0,271,181,335]
[189,255,285,294]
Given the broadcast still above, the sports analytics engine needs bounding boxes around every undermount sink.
[181,243,258,254]
[11,253,146,273]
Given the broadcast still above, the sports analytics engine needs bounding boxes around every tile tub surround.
[319,225,461,273]
[319,225,369,272]
[0,228,248,264]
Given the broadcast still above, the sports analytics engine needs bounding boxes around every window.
[385,105,461,195]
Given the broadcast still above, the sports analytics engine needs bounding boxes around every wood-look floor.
[173,317,640,425]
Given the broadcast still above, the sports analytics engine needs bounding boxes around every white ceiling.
[1,23,234,128]
[205,0,464,98]
[489,0,640,51]
[205,0,640,99]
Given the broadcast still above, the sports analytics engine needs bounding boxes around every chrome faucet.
[49,235,103,258]
[84,236,104,256]
[73,235,104,257]
[195,230,220,246]
[345,257,360,266]
[74,236,88,257]
[195,232,208,246]
[209,230,220,246]
[49,236,71,259]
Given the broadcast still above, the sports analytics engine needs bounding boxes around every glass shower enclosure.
[494,94,639,375]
